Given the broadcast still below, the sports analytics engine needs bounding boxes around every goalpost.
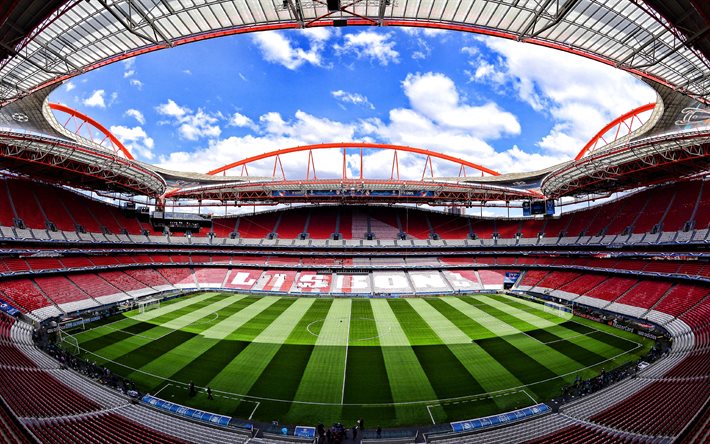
[138,298,161,314]
[58,328,80,355]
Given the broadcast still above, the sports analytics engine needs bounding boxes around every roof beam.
[285,0,305,28]
[518,0,581,40]
[96,0,161,45]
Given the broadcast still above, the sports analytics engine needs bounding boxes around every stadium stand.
[33,276,98,311]
[27,412,189,444]
[0,367,103,417]
[589,380,710,436]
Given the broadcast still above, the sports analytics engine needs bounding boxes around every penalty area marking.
[75,312,221,342]
[426,405,437,424]
[149,382,261,419]
[425,389,537,425]
[154,383,171,397]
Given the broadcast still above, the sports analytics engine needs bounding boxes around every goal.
[58,329,80,355]
[138,298,161,314]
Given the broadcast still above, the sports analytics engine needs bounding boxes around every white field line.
[75,312,221,342]
[426,405,437,424]
[154,383,171,397]
[523,390,538,404]
[249,401,260,420]
[75,341,642,407]
[73,317,133,337]
[69,295,646,409]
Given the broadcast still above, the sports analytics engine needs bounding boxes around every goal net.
[58,329,80,355]
[138,298,161,314]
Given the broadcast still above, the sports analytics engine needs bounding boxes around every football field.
[65,292,653,427]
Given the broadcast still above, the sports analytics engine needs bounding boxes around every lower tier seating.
[589,379,710,437]
[27,412,189,444]
[0,368,103,418]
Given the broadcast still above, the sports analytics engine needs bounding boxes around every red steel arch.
[207,142,501,178]
[49,102,134,160]
[575,102,656,161]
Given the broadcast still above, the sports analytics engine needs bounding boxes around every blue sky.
[50,27,656,180]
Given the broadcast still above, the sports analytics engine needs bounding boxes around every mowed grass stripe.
[208,298,316,395]
[369,299,437,403]
[245,300,333,421]
[344,300,393,404]
[119,296,258,386]
[479,295,569,328]
[473,299,609,368]
[136,296,276,379]
[445,297,584,395]
[408,298,515,414]
[388,299,497,417]
[78,293,230,358]
[349,299,381,347]
[421,299,527,394]
[290,299,351,404]
[77,293,224,347]
[132,292,220,322]
[231,298,297,342]
[486,296,634,355]
[475,337,559,398]
[563,320,641,352]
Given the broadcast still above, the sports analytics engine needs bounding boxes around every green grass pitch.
[65,292,653,427]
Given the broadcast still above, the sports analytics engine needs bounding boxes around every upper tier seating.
[6,179,46,229]
[0,178,707,242]
[273,207,308,239]
[308,209,338,239]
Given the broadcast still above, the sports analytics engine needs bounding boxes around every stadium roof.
[0,0,708,106]
[0,0,707,201]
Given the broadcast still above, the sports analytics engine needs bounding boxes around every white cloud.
[469,37,656,156]
[123,59,135,78]
[110,125,155,160]
[83,90,106,108]
[401,72,520,139]
[229,112,255,129]
[182,69,192,75]
[400,27,447,38]
[157,109,359,176]
[331,90,374,109]
[124,109,145,125]
[154,71,568,177]
[334,31,399,65]
[64,81,75,92]
[129,79,143,90]
[251,29,331,70]
[156,99,221,141]
[156,99,188,119]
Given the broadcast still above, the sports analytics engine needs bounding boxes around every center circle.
[306,317,390,342]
